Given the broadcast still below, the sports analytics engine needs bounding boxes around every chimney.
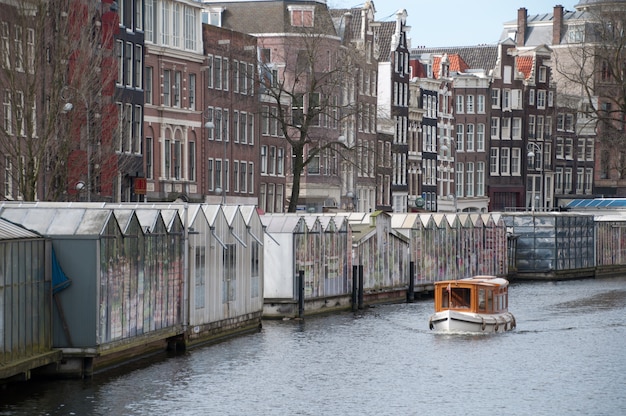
[553,5,564,44]
[517,8,527,46]
[343,12,353,44]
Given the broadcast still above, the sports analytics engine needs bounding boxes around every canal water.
[2,277,626,416]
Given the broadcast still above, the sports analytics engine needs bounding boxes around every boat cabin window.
[478,289,486,312]
[442,286,471,309]
[478,288,494,312]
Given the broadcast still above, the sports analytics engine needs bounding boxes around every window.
[208,159,214,190]
[248,113,254,145]
[189,141,196,181]
[277,148,284,175]
[3,156,11,198]
[240,162,247,193]
[268,146,276,175]
[456,163,464,197]
[501,118,510,139]
[565,114,574,132]
[538,66,547,83]
[565,138,574,160]
[248,162,254,193]
[133,105,142,153]
[466,124,474,151]
[548,91,554,107]
[491,117,499,138]
[528,115,536,138]
[477,95,485,113]
[27,28,34,72]
[490,148,499,175]
[537,90,546,109]
[512,118,522,139]
[3,89,11,134]
[466,95,474,113]
[14,26,23,72]
[173,4,181,47]
[556,137,564,159]
[240,112,247,144]
[189,73,196,110]
[116,40,123,85]
[477,162,485,196]
[125,42,133,86]
[162,2,171,45]
[585,168,593,193]
[292,94,304,126]
[214,57,222,89]
[455,124,464,151]
[1,22,9,69]
[529,89,535,106]
[145,0,156,43]
[15,90,24,136]
[512,90,522,109]
[477,124,485,151]
[146,137,153,179]
[536,116,544,139]
[290,7,314,27]
[511,148,521,175]
[586,139,594,161]
[500,147,510,175]
[503,89,511,110]
[260,146,267,174]
[163,69,171,106]
[206,56,213,89]
[466,162,474,197]
[134,45,143,88]
[184,6,197,50]
[491,89,500,107]
[173,71,181,107]
[240,62,247,95]
[222,58,229,91]
[456,95,464,114]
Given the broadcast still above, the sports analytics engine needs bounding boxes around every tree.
[257,12,364,212]
[0,0,119,202]
[554,5,626,181]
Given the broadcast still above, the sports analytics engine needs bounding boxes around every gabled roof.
[516,55,534,80]
[373,20,396,62]
[215,0,337,37]
[432,54,469,78]
[412,45,498,72]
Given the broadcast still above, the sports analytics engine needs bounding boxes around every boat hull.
[429,309,516,333]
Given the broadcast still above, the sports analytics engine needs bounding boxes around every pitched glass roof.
[565,198,626,208]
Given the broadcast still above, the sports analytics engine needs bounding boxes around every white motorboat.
[429,276,516,333]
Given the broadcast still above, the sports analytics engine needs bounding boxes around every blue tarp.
[52,249,71,294]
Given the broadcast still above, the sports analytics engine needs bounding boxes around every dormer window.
[288,6,314,27]
[202,7,224,27]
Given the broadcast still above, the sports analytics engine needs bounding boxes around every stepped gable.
[412,45,498,73]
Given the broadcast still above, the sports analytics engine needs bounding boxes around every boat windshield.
[442,286,471,309]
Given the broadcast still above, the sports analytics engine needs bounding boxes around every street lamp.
[346,190,357,212]
[447,193,457,212]
[527,142,544,212]
[62,86,92,202]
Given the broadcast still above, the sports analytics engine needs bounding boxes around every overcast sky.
[331,1,580,47]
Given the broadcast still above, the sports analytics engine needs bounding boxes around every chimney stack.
[517,8,527,46]
[553,5,564,44]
